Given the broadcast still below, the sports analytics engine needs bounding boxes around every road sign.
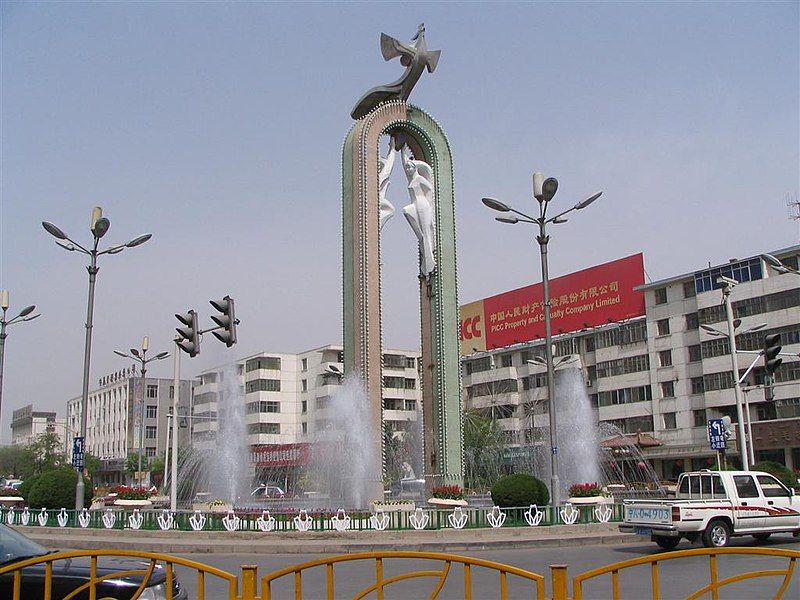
[72,436,85,469]
[707,419,727,451]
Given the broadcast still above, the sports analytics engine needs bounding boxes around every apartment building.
[65,367,193,484]
[190,344,422,484]
[10,404,66,447]
[460,246,800,480]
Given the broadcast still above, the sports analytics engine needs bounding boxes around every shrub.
[753,461,796,489]
[18,473,42,503]
[431,485,463,500]
[568,482,604,498]
[27,467,91,509]
[491,474,549,508]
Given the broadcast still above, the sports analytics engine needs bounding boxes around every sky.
[1,1,798,441]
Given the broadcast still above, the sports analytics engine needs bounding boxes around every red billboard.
[250,443,310,467]
[459,253,645,354]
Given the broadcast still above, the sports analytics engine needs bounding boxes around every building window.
[246,401,280,414]
[656,319,670,336]
[301,358,308,371]
[663,413,677,429]
[584,336,595,352]
[145,426,157,439]
[596,354,650,378]
[246,357,281,372]
[693,409,706,427]
[587,365,597,383]
[597,385,652,407]
[601,416,654,434]
[467,379,518,399]
[301,379,308,392]
[245,379,281,393]
[146,447,156,458]
[169,386,175,399]
[596,321,647,348]
[658,350,673,367]
[703,371,735,392]
[404,400,417,411]
[146,385,158,399]
[776,398,800,419]
[146,406,158,419]
[301,400,307,414]
[404,378,416,389]
[691,377,705,394]
[247,423,280,435]
[654,287,667,305]
[694,257,763,293]
[685,313,699,330]
[756,403,777,421]
[384,354,407,368]
[688,345,702,363]
[683,281,697,298]
[501,354,513,368]
[301,422,308,434]
[465,356,492,375]
[660,381,675,398]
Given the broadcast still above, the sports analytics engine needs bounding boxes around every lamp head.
[496,216,518,224]
[541,177,559,203]
[575,191,603,210]
[131,348,141,358]
[155,351,170,360]
[42,221,68,240]
[1,290,8,310]
[481,197,510,212]
[126,234,152,248]
[92,216,110,239]
[18,305,36,318]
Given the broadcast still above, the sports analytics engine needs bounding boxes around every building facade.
[10,404,66,448]
[191,344,422,486]
[66,367,193,484]
[460,246,800,481]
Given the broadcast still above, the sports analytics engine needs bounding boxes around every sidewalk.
[15,523,645,554]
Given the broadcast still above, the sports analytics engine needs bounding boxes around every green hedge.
[27,467,92,509]
[753,461,797,489]
[491,473,549,507]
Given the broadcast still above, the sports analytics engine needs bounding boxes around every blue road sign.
[72,436,85,469]
[707,419,727,451]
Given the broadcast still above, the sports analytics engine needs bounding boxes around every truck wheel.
[654,536,680,550]
[753,533,771,542]
[703,520,731,548]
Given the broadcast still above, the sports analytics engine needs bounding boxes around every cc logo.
[460,315,482,340]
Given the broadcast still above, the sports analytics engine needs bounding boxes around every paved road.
[172,535,799,599]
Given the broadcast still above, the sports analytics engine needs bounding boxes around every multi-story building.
[66,367,193,484]
[10,404,66,448]
[460,246,799,480]
[191,344,422,486]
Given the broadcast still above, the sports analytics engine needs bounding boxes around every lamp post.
[0,291,41,423]
[42,208,152,509]
[114,337,169,487]
[482,174,601,507]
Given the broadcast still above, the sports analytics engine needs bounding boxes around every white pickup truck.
[619,470,800,549]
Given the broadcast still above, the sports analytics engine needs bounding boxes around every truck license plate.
[634,527,652,536]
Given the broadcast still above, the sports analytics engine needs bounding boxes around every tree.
[84,452,102,480]
[27,431,66,474]
[0,444,36,479]
[149,453,166,488]
[27,466,91,509]
[463,409,506,491]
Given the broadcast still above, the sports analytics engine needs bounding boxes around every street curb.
[14,524,646,554]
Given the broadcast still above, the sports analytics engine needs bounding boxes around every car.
[0,523,188,599]
[250,485,285,499]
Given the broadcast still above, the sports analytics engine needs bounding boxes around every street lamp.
[0,291,41,423]
[482,174,602,507]
[114,337,169,487]
[42,207,152,510]
[761,254,800,276]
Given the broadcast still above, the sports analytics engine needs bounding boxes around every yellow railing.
[1,546,797,599]
[0,549,242,600]
[568,547,800,600]
[259,550,547,599]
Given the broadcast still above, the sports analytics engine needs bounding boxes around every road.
[172,535,800,599]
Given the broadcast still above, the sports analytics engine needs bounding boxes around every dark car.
[0,524,187,599]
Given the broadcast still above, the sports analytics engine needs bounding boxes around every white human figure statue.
[378,141,396,231]
[401,146,436,278]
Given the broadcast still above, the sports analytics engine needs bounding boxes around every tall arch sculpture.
[342,101,463,503]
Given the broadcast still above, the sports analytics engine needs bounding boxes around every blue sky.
[1,1,798,438]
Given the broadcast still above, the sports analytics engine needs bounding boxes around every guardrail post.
[240,565,259,600]
[550,564,569,600]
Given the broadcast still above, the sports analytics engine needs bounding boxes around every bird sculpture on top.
[351,23,441,120]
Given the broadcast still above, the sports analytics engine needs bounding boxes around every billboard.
[251,443,310,467]
[459,253,645,355]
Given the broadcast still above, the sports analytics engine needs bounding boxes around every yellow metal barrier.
[0,549,242,600]
[260,550,546,600]
[1,546,797,599]
[569,547,800,600]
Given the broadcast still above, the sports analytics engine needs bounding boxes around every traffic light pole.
[171,338,180,512]
[721,281,749,470]
[737,353,762,467]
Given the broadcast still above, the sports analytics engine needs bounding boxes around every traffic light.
[763,333,782,401]
[175,310,200,357]
[209,295,237,347]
